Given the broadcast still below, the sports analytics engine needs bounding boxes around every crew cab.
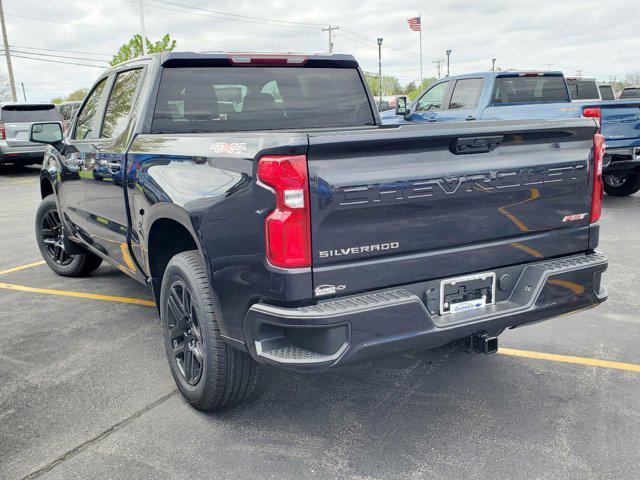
[568,77,640,196]
[380,71,580,125]
[31,53,608,411]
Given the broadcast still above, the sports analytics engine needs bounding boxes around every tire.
[35,195,103,277]
[603,173,640,197]
[160,250,258,411]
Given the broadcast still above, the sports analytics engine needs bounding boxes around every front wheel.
[160,250,258,411]
[603,173,640,197]
[35,195,103,276]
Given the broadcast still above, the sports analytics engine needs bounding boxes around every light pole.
[377,37,383,107]
[491,58,496,71]
[138,0,147,55]
[446,49,452,77]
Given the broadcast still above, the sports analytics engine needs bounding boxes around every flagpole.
[419,13,423,83]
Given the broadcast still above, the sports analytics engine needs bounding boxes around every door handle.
[465,115,476,121]
[452,135,504,155]
[99,159,121,171]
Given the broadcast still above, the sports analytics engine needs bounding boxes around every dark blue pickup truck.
[30,53,608,411]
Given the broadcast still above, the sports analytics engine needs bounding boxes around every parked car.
[565,76,602,102]
[31,53,608,411]
[56,101,82,134]
[568,78,640,196]
[0,103,61,166]
[598,84,616,101]
[619,86,640,99]
[380,71,580,124]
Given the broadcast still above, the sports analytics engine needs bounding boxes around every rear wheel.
[35,195,103,276]
[603,173,640,196]
[160,250,258,411]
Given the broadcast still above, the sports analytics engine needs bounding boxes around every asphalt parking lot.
[1,166,639,480]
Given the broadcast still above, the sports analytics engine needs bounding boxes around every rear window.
[620,88,640,99]
[567,80,600,100]
[152,67,375,133]
[599,85,615,101]
[492,76,569,104]
[0,105,60,122]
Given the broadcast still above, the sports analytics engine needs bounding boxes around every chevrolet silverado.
[31,53,608,411]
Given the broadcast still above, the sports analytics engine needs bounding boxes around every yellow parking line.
[0,282,155,307]
[0,261,46,276]
[498,348,640,373]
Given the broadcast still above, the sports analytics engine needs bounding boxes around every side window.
[73,78,107,140]
[448,78,483,109]
[415,82,448,111]
[101,69,143,139]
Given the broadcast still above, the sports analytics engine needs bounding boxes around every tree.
[0,74,11,102]
[364,73,403,97]
[404,81,416,95]
[110,34,177,66]
[51,88,89,104]
[407,77,438,100]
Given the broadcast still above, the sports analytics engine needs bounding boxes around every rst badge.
[563,213,588,222]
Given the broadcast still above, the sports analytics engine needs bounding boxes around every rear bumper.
[0,144,46,163]
[244,252,608,370]
[603,146,640,174]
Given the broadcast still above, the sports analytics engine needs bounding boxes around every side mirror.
[395,96,409,116]
[30,122,63,145]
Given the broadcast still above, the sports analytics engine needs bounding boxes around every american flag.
[407,16,421,31]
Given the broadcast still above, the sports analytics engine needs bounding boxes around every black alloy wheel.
[166,279,204,386]
[40,209,73,266]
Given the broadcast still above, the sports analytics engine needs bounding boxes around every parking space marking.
[0,282,156,307]
[498,348,640,373]
[0,261,46,276]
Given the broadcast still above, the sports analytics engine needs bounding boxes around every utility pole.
[377,38,383,107]
[321,25,339,54]
[20,81,25,101]
[432,59,443,79]
[138,0,147,55]
[491,58,496,71]
[446,49,451,77]
[0,0,17,101]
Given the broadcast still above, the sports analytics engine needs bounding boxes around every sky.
[2,0,639,102]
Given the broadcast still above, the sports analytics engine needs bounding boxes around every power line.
[153,0,325,27]
[6,49,108,63]
[6,53,107,68]
[10,45,112,57]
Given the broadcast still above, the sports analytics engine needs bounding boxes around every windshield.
[566,80,600,100]
[620,88,640,99]
[152,67,375,133]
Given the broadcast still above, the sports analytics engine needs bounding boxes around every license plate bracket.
[439,272,496,315]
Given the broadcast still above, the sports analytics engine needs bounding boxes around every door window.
[101,69,143,139]
[448,78,483,109]
[73,78,107,140]
[415,82,448,112]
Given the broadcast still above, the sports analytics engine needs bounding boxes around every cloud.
[3,0,638,101]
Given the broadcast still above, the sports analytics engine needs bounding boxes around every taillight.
[582,107,601,132]
[0,123,5,140]
[590,133,605,223]
[257,155,311,268]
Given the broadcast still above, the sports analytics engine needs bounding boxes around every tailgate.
[308,119,597,296]
[599,100,640,142]
[4,121,37,147]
